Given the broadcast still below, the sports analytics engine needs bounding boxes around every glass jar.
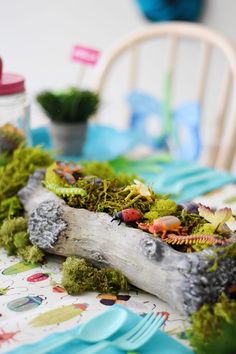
[0,58,31,152]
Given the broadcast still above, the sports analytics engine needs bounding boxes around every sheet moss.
[61,256,129,295]
[45,161,156,216]
[187,294,236,354]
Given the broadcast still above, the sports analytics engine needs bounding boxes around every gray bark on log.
[18,171,236,317]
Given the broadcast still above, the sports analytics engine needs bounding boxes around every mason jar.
[0,58,31,149]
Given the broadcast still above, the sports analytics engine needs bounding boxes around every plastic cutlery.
[79,311,166,354]
[28,306,128,354]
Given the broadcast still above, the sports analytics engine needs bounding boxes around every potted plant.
[36,87,99,156]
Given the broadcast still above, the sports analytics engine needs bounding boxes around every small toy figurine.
[137,215,181,239]
[111,208,142,225]
[53,161,82,185]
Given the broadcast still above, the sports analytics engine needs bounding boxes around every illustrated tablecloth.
[0,249,187,353]
[1,184,236,353]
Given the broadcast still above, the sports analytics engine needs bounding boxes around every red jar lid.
[0,58,25,95]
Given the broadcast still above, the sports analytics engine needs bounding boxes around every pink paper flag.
[71,45,100,66]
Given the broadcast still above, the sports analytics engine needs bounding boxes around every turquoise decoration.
[127,91,167,149]
[172,101,201,161]
[31,126,51,150]
[136,0,203,22]
[82,123,136,160]
[127,90,201,162]
[31,95,201,163]
[7,295,44,312]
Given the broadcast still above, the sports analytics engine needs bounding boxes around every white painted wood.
[129,46,139,91]
[91,22,236,170]
[205,68,232,167]
[197,42,211,105]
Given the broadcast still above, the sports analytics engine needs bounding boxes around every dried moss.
[62,256,129,295]
[187,295,236,354]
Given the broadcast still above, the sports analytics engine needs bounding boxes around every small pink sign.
[71,45,100,66]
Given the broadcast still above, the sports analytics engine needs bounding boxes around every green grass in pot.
[36,87,100,124]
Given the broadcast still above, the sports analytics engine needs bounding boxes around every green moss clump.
[44,161,153,216]
[0,217,45,263]
[17,245,45,264]
[192,223,216,235]
[0,145,53,224]
[0,196,23,222]
[82,161,116,180]
[144,199,177,221]
[82,161,136,187]
[0,217,28,254]
[61,256,129,295]
[187,295,236,354]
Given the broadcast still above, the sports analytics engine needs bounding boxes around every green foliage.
[187,295,236,354]
[144,198,177,221]
[0,145,53,224]
[0,196,23,222]
[61,256,129,295]
[0,217,28,254]
[44,161,151,215]
[82,161,136,185]
[0,217,45,263]
[17,245,45,264]
[192,223,216,235]
[36,87,100,123]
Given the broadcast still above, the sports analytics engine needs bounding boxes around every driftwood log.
[18,170,236,317]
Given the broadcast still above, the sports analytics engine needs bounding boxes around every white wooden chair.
[91,22,236,172]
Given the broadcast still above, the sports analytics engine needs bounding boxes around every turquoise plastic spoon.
[29,306,128,354]
[77,306,128,343]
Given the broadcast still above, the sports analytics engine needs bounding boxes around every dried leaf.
[133,179,152,197]
[198,205,233,230]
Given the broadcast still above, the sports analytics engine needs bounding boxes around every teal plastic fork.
[79,311,166,354]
